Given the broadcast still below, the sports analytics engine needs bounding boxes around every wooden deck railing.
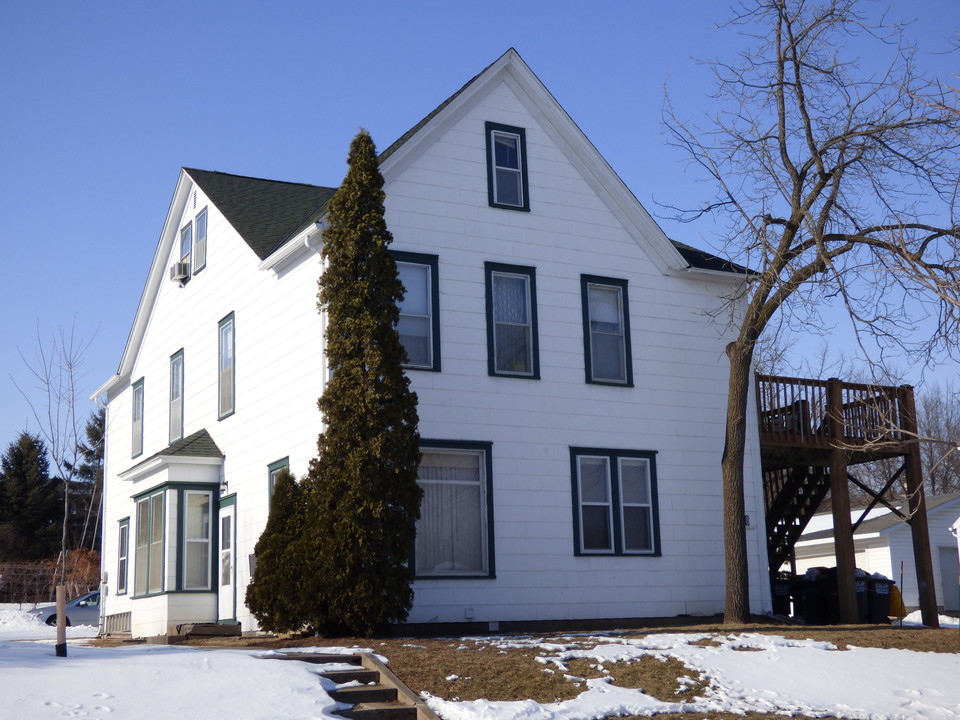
[756,374,909,450]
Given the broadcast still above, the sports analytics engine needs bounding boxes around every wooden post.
[55,584,67,657]
[827,378,858,623]
[900,385,940,628]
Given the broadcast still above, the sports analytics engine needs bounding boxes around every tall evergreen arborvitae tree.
[245,469,308,633]
[0,432,61,561]
[299,130,422,636]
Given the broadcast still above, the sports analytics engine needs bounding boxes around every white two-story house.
[94,49,771,638]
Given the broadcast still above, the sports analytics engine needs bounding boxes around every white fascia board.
[92,170,193,400]
[258,219,325,273]
[118,454,223,483]
[682,265,753,284]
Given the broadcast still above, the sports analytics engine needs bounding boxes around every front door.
[218,503,236,621]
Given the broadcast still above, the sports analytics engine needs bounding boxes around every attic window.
[485,122,529,211]
[179,223,193,278]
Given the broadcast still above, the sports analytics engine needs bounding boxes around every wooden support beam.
[828,378,858,623]
[900,385,940,628]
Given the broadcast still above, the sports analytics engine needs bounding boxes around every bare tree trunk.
[722,341,753,623]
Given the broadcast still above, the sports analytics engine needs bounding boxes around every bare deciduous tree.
[14,323,94,582]
[664,0,960,623]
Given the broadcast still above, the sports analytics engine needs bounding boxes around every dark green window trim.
[570,447,660,557]
[133,488,165,597]
[169,349,184,443]
[132,482,219,596]
[180,487,215,591]
[485,121,530,211]
[117,517,129,596]
[391,251,441,372]
[132,378,144,458]
[414,440,495,579]
[267,457,289,498]
[580,275,634,387]
[484,262,540,379]
[218,313,236,420]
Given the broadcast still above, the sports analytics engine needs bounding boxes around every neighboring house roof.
[800,491,960,543]
[185,168,336,260]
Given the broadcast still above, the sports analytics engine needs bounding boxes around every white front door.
[218,504,236,621]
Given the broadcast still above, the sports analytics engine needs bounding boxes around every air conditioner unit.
[169,262,190,282]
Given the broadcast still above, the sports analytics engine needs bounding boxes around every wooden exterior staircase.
[261,651,438,720]
[764,465,831,572]
[755,374,939,626]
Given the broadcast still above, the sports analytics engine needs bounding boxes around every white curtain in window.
[493,274,531,373]
[416,451,485,575]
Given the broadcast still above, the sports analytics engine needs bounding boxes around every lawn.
[158,614,960,719]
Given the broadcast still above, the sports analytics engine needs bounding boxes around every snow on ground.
[1,604,959,720]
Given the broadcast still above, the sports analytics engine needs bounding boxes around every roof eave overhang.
[258,219,326,273]
[379,49,692,276]
[118,454,224,483]
[92,169,194,400]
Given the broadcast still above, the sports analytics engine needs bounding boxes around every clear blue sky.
[1,0,956,449]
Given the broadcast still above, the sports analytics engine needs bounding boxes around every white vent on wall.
[169,262,189,282]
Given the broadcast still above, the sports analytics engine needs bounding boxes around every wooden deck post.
[900,385,940,628]
[827,378,858,623]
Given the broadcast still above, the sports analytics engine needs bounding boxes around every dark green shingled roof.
[124,429,223,476]
[158,428,224,459]
[802,490,960,542]
[185,168,336,260]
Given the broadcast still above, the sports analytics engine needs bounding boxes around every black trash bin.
[772,577,791,616]
[868,577,894,623]
[802,585,830,624]
[854,575,869,623]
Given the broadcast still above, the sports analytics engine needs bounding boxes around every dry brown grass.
[95,618,959,720]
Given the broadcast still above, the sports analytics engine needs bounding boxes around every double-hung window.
[218,313,235,419]
[117,518,129,595]
[581,276,633,385]
[183,490,212,590]
[415,442,494,578]
[393,251,440,371]
[134,490,164,595]
[169,350,184,443]
[132,378,144,457]
[485,263,539,378]
[571,448,659,556]
[179,224,193,275]
[194,208,207,274]
[485,122,529,210]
